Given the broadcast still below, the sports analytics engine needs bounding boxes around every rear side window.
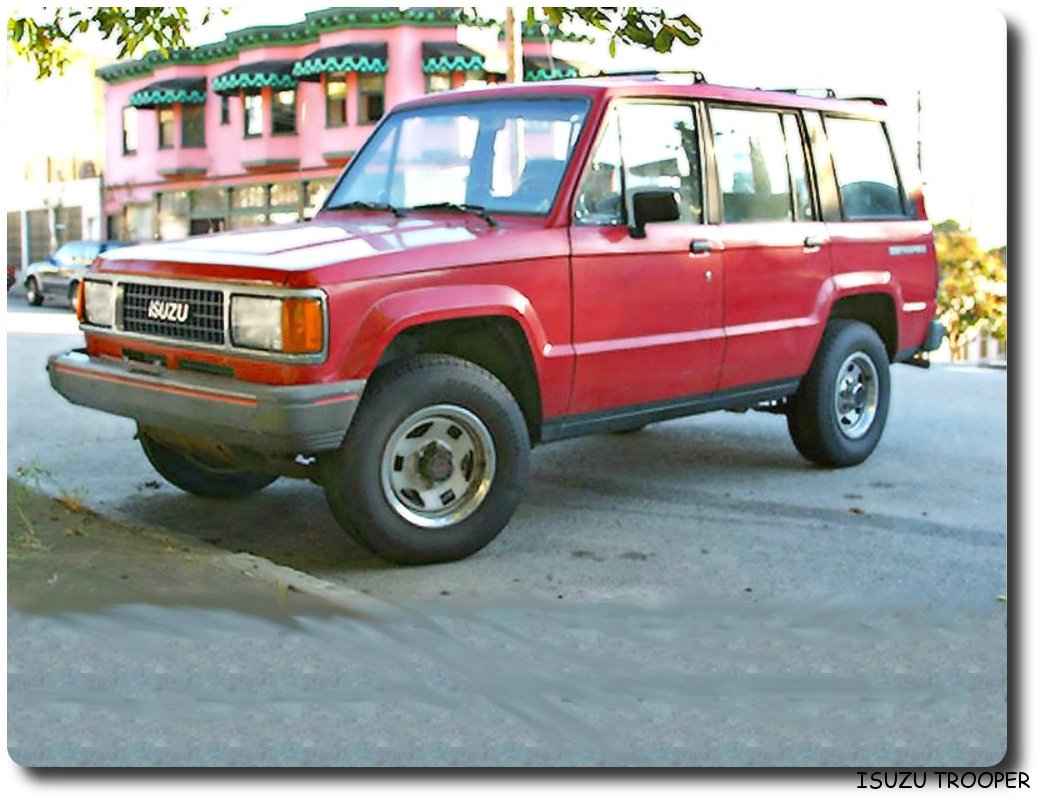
[825,117,904,219]
[711,107,795,223]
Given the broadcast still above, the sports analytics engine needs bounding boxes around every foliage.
[462,6,702,57]
[8,7,223,78]
[537,7,701,56]
[933,220,1007,358]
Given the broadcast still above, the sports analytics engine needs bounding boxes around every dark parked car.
[24,240,131,307]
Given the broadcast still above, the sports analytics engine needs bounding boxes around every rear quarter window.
[825,116,905,220]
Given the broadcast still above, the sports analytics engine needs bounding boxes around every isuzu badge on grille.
[146,300,191,323]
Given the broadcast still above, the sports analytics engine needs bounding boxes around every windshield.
[325,97,589,216]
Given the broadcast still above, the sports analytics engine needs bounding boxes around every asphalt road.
[6,290,1007,767]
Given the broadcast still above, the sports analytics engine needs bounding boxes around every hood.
[96,214,552,283]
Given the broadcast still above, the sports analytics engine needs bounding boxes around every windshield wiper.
[325,200,404,218]
[407,202,497,228]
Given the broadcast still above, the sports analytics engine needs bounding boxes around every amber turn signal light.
[75,280,86,322]
[280,297,324,354]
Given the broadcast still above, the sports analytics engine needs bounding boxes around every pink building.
[97,7,584,241]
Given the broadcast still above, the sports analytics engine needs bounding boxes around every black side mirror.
[629,190,680,238]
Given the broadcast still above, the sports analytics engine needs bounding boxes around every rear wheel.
[786,319,891,467]
[321,354,530,565]
[139,432,277,498]
[25,277,43,306]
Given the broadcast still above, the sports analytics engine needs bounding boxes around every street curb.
[218,551,400,619]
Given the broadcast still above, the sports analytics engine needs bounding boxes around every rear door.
[818,112,937,353]
[568,99,725,414]
[707,104,833,389]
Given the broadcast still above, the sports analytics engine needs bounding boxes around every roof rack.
[769,87,888,105]
[770,87,837,98]
[596,69,706,84]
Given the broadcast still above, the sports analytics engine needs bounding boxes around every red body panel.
[569,222,724,412]
[86,79,939,428]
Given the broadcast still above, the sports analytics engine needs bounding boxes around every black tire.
[25,277,43,306]
[786,319,891,467]
[320,354,531,565]
[139,432,278,498]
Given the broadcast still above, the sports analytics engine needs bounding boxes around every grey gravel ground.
[6,293,1007,766]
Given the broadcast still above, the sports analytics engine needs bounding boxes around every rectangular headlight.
[230,295,324,354]
[83,280,113,327]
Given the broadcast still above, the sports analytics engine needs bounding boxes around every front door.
[707,105,834,389]
[569,100,725,414]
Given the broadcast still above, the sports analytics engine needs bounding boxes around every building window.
[325,75,347,127]
[121,106,138,154]
[462,69,486,88]
[243,91,263,138]
[272,89,296,135]
[220,95,230,125]
[358,74,384,124]
[425,73,452,94]
[158,107,175,149]
[182,104,206,147]
[269,181,302,224]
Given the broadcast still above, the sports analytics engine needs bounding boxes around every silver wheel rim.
[834,351,879,439]
[380,404,496,528]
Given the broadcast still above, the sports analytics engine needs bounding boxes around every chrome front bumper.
[47,349,363,456]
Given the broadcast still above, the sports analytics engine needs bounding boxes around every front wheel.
[786,319,891,467]
[321,354,530,565]
[25,277,43,306]
[139,432,278,498]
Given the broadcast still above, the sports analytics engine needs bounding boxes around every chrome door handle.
[804,234,827,249]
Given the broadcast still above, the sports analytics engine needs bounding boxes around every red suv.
[49,75,944,564]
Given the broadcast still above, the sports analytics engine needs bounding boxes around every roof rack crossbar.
[769,87,837,98]
[595,69,706,84]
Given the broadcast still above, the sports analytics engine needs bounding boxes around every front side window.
[158,108,175,149]
[711,106,794,223]
[358,74,385,124]
[243,91,263,138]
[575,102,702,225]
[272,89,296,135]
[182,104,206,147]
[326,98,589,215]
[619,102,702,223]
[326,75,347,126]
[826,116,904,219]
[574,108,623,224]
[121,107,138,154]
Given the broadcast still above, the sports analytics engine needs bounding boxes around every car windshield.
[325,97,589,216]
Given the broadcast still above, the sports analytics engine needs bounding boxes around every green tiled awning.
[213,60,298,94]
[523,56,579,82]
[421,42,485,74]
[129,77,207,108]
[293,43,388,80]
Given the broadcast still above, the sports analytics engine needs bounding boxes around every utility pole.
[504,7,523,83]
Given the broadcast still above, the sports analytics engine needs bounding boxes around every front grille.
[121,283,225,345]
